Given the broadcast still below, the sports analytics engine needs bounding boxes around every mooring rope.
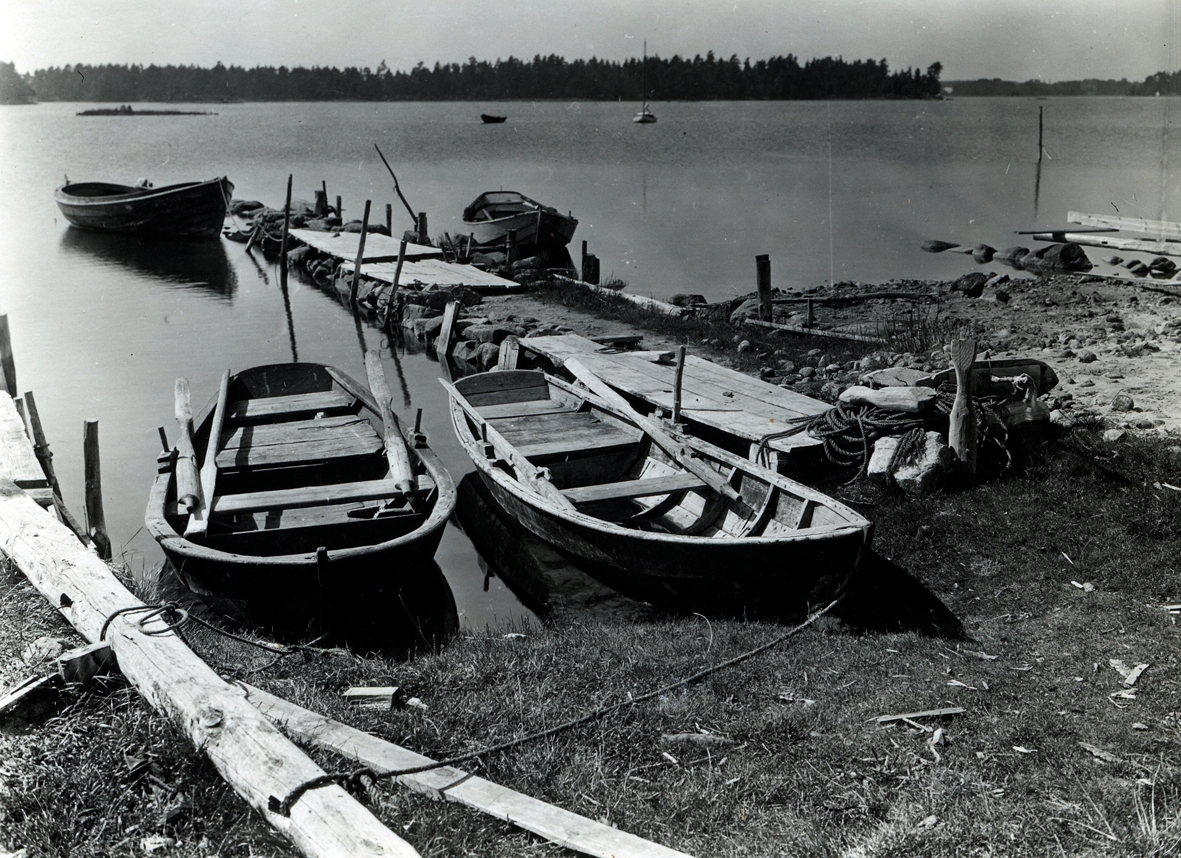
[100,602,328,656]
[266,595,845,817]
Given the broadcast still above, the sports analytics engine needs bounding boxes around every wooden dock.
[289,228,444,263]
[516,334,828,457]
[339,258,519,293]
[0,394,52,507]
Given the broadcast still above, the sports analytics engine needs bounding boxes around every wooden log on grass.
[0,473,420,856]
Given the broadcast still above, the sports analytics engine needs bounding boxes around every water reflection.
[59,229,238,297]
[454,474,660,625]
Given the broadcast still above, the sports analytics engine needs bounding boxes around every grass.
[3,279,1181,855]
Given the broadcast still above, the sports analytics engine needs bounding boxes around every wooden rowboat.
[54,176,233,239]
[462,190,578,250]
[480,113,507,123]
[443,368,873,617]
[145,361,456,639]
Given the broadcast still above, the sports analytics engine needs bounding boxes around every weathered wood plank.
[212,476,434,515]
[0,479,419,857]
[217,434,384,470]
[1067,211,1181,241]
[340,259,518,291]
[0,394,47,490]
[290,229,443,263]
[562,473,707,505]
[242,683,696,858]
[220,415,379,452]
[228,391,356,424]
[475,398,580,420]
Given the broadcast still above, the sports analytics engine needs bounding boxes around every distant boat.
[54,176,233,239]
[633,40,657,124]
[480,113,507,124]
[462,190,578,249]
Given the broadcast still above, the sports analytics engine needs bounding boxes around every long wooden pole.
[349,200,372,305]
[564,359,741,503]
[82,419,111,560]
[671,345,686,424]
[364,352,416,495]
[755,255,771,322]
[21,390,87,543]
[373,144,417,223]
[0,475,420,858]
[173,379,204,518]
[279,174,293,261]
[185,369,229,540]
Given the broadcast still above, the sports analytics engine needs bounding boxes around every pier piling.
[756,255,772,322]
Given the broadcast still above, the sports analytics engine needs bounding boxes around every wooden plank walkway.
[339,258,518,292]
[518,334,827,455]
[289,229,444,263]
[243,683,696,858]
[0,394,51,506]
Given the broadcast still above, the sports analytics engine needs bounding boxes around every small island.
[76,104,216,116]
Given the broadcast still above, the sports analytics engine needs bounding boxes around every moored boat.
[54,176,233,239]
[462,190,578,249]
[443,368,872,617]
[480,113,507,123]
[145,360,456,639]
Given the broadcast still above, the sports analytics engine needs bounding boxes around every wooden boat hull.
[480,113,507,124]
[54,177,233,239]
[145,362,456,639]
[446,370,873,618]
[462,191,578,249]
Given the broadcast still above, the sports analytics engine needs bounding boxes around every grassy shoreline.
[3,278,1181,856]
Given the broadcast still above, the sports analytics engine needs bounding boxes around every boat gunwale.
[144,363,456,566]
[54,176,233,207]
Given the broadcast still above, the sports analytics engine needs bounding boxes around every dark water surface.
[0,98,1174,629]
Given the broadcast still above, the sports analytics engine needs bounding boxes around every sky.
[1,0,1177,83]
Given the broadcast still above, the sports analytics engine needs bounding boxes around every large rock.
[463,325,517,345]
[729,297,763,323]
[995,246,1029,264]
[1020,243,1092,272]
[839,385,939,414]
[670,293,708,307]
[866,436,901,485]
[951,272,988,298]
[893,432,954,496]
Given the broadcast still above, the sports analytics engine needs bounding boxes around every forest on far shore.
[1,54,944,102]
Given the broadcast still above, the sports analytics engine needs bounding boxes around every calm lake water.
[0,97,1175,630]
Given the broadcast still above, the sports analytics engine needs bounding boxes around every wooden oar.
[564,359,741,504]
[173,378,205,523]
[185,369,229,539]
[948,338,978,477]
[439,378,576,511]
[364,352,416,495]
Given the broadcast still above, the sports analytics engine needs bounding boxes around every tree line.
[15,53,945,102]
[947,72,1180,97]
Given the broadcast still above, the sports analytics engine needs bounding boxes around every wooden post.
[0,483,422,858]
[584,254,600,285]
[0,315,15,398]
[672,345,686,424]
[321,180,328,212]
[465,233,474,256]
[497,335,521,370]
[756,254,771,322]
[948,337,978,477]
[805,298,814,328]
[506,229,518,265]
[391,239,408,294]
[581,240,589,281]
[244,225,261,254]
[278,174,293,262]
[82,420,111,560]
[385,203,392,236]
[349,200,372,305]
[21,391,87,543]
[313,189,327,217]
[437,300,460,359]
[417,211,428,245]
[335,195,342,219]
[1038,105,1044,161]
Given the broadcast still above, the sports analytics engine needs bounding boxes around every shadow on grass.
[835,550,966,639]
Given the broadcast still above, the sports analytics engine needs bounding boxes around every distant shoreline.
[76,106,217,116]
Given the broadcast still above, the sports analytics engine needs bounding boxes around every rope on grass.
[100,602,328,655]
[266,595,846,817]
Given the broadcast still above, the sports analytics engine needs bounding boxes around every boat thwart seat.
[561,472,707,505]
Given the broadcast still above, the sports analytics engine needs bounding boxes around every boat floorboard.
[211,475,435,516]
[228,391,358,424]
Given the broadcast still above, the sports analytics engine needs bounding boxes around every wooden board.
[1031,231,1181,257]
[340,259,518,292]
[242,683,696,858]
[1068,211,1181,241]
[217,417,383,469]
[228,391,357,424]
[0,395,48,492]
[290,228,443,263]
[212,476,434,515]
[0,468,420,855]
[563,473,707,505]
[519,335,826,455]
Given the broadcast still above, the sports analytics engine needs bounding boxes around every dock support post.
[437,300,460,359]
[0,315,15,398]
[581,240,588,281]
[756,254,772,322]
[386,203,393,236]
[278,175,293,263]
[506,229,518,265]
[672,345,686,424]
[336,195,342,219]
[349,199,372,306]
[417,212,429,245]
[82,419,111,560]
[392,239,407,295]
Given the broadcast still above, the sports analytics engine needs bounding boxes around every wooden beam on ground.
[872,706,965,725]
[744,317,887,345]
[241,683,696,858]
[0,465,420,857]
[1030,231,1181,257]
[1067,211,1181,241]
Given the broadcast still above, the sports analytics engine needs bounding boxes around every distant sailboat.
[633,40,657,124]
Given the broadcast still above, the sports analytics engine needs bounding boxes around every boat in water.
[443,368,872,617]
[480,113,507,124]
[632,40,657,124]
[145,360,456,639]
[54,176,233,239]
[462,190,578,250]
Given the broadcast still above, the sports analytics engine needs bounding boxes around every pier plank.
[340,258,518,292]
[242,683,696,858]
[0,394,49,492]
[289,228,442,263]
[519,334,826,455]
[0,435,420,856]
